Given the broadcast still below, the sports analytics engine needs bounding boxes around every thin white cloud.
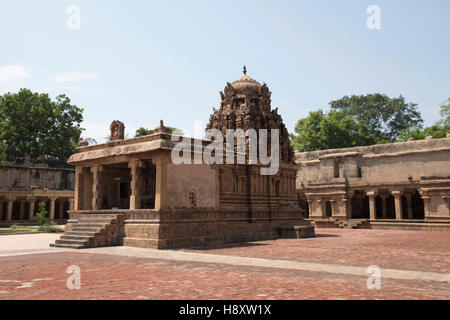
[0,65,31,93]
[49,72,99,84]
[0,65,31,82]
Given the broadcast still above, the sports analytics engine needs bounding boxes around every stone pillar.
[154,155,168,210]
[68,198,74,211]
[91,165,103,210]
[346,191,354,219]
[129,159,144,210]
[317,199,324,217]
[419,192,431,219]
[19,199,26,220]
[366,191,378,220]
[49,197,57,221]
[392,190,404,220]
[341,198,350,219]
[404,192,414,219]
[74,166,83,211]
[58,199,65,220]
[380,194,388,219]
[6,197,16,221]
[27,197,36,221]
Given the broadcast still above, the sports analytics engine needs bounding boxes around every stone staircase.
[50,214,126,249]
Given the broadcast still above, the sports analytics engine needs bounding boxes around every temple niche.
[206,66,294,162]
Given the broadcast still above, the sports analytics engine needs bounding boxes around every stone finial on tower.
[154,119,172,135]
[243,65,247,75]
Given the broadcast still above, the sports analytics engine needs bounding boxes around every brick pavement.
[184,229,450,273]
[0,229,448,300]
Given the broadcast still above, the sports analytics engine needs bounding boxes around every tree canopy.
[291,94,426,152]
[329,93,423,142]
[0,141,5,164]
[135,127,154,137]
[397,98,449,142]
[0,89,84,161]
[135,127,183,137]
[290,109,377,152]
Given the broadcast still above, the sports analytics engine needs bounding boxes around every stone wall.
[0,159,75,191]
[295,137,450,226]
[166,164,217,209]
[296,137,450,185]
[0,159,75,224]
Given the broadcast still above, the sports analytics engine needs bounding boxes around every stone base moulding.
[52,209,315,249]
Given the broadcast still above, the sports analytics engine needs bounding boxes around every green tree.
[34,202,49,229]
[437,98,450,129]
[135,127,154,137]
[0,89,84,161]
[397,98,449,142]
[397,125,447,141]
[291,109,377,152]
[0,141,5,164]
[329,94,423,142]
[135,127,183,137]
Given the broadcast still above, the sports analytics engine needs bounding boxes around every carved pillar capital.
[366,190,378,198]
[391,189,404,197]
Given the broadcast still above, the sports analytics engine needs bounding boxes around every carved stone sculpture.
[110,120,125,140]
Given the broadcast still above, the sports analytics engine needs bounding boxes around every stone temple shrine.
[52,68,315,249]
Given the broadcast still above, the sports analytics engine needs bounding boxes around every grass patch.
[0,225,64,235]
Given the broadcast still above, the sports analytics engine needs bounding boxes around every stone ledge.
[278,225,315,238]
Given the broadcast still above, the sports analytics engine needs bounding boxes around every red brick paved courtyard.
[185,229,450,273]
[0,229,449,300]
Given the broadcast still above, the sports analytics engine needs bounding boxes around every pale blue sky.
[0,0,449,142]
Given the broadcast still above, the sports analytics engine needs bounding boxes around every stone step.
[50,243,85,249]
[67,230,98,236]
[71,226,103,232]
[74,223,108,228]
[78,214,122,219]
[55,239,89,246]
[77,221,113,226]
[78,217,115,221]
[52,213,125,249]
[60,235,93,241]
